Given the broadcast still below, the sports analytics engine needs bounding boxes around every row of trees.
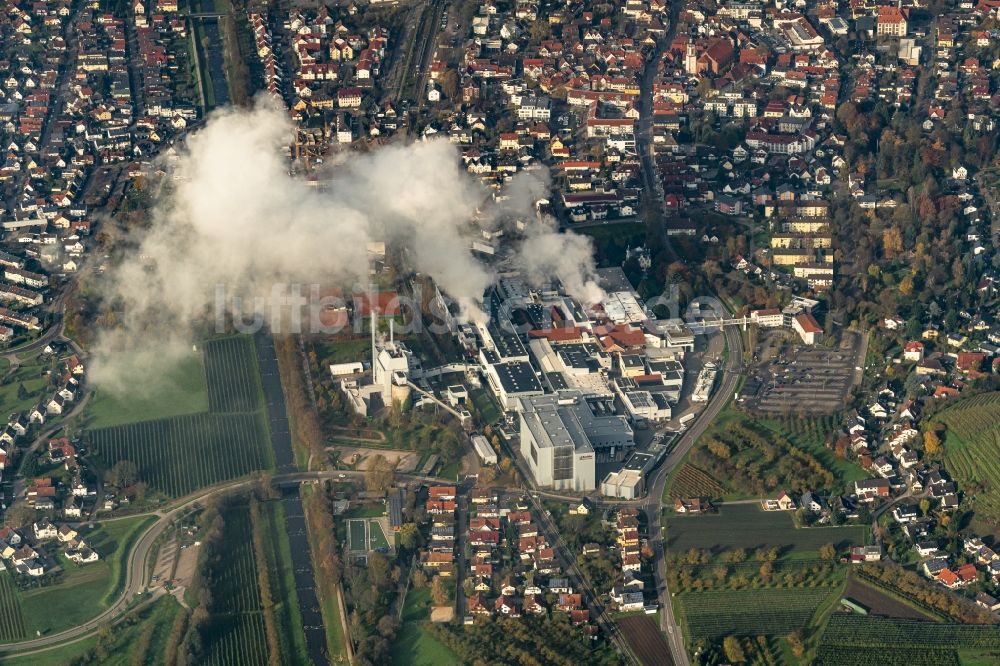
[248,497,281,666]
[274,334,324,466]
[858,563,992,624]
[428,616,618,666]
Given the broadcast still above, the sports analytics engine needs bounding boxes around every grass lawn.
[469,388,499,425]
[3,595,183,665]
[16,515,155,638]
[0,357,54,420]
[345,504,386,519]
[314,338,372,366]
[369,520,389,550]
[438,460,460,481]
[85,352,209,428]
[348,520,367,553]
[391,586,457,666]
[664,504,867,558]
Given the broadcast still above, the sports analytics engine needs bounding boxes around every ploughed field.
[665,504,867,556]
[616,615,674,666]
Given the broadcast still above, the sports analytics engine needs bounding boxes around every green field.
[665,504,867,557]
[678,587,836,639]
[391,586,458,666]
[12,515,154,639]
[935,392,1000,529]
[87,335,273,497]
[88,412,271,497]
[370,520,389,550]
[204,506,269,666]
[85,351,209,428]
[816,614,1000,665]
[348,519,366,553]
[0,356,56,423]
[3,595,184,666]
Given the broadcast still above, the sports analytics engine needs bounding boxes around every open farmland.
[815,645,961,666]
[936,392,1000,526]
[665,504,867,556]
[816,614,1000,665]
[87,334,273,497]
[841,576,940,621]
[668,559,844,593]
[204,336,264,413]
[617,615,673,666]
[85,351,209,428]
[88,412,271,497]
[204,506,269,666]
[667,464,725,501]
[0,573,26,641]
[679,587,834,639]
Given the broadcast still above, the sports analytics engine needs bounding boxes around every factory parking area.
[740,330,862,416]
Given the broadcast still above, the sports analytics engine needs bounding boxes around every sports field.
[348,519,367,553]
[347,518,391,554]
[665,504,867,556]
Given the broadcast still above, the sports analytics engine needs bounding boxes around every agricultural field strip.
[679,587,833,638]
[820,614,1000,650]
[0,574,26,641]
[88,413,268,496]
[204,337,262,414]
[616,616,673,666]
[205,508,269,666]
[815,645,960,666]
[938,393,1000,518]
[669,464,725,499]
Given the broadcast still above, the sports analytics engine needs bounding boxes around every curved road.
[643,325,742,666]
[0,469,443,656]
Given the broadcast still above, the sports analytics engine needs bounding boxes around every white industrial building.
[518,391,634,491]
[471,435,498,465]
[601,451,659,499]
[617,389,672,424]
[601,468,643,499]
[691,363,718,403]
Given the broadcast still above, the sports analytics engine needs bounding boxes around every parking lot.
[740,330,862,416]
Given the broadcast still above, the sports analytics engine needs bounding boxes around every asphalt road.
[642,324,742,666]
[0,469,449,656]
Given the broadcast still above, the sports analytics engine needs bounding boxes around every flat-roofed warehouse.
[518,391,634,491]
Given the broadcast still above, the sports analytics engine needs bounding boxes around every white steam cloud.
[90,100,604,389]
